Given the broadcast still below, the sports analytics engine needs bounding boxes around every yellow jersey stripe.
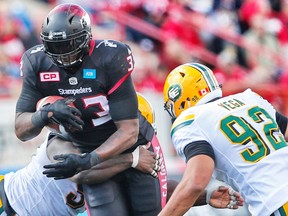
[171,119,194,137]
[172,114,195,126]
[171,114,195,136]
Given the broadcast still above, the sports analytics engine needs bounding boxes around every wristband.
[205,188,212,205]
[31,110,48,128]
[131,146,140,168]
[90,151,101,167]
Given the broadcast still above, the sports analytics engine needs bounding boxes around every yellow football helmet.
[163,63,222,120]
[137,92,155,126]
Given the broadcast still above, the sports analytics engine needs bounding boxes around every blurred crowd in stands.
[1,0,288,113]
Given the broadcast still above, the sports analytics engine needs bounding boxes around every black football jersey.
[16,39,151,151]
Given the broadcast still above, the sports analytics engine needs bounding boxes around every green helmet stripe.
[187,63,217,91]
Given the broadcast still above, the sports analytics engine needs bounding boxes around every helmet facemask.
[42,32,90,68]
[164,100,177,123]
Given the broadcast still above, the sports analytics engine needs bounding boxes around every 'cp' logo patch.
[40,72,60,82]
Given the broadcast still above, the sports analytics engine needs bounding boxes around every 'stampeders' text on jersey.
[171,89,288,216]
[17,40,138,150]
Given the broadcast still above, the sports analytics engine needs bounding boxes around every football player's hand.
[43,153,92,180]
[134,142,162,178]
[208,186,244,209]
[40,98,84,131]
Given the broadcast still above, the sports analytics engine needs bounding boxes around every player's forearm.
[160,156,213,215]
[159,185,202,216]
[161,179,202,215]
[92,119,139,162]
[15,112,43,141]
[72,154,132,184]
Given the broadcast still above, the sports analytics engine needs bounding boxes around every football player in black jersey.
[14,3,166,216]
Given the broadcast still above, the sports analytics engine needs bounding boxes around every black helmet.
[40,3,92,68]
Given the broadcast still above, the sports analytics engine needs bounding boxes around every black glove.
[43,153,92,180]
[33,97,84,131]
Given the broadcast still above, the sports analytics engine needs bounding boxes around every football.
[36,96,77,133]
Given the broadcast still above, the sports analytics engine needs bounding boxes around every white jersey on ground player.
[4,134,85,216]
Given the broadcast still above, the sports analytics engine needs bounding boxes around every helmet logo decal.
[168,84,182,102]
[198,87,209,96]
[82,13,91,27]
[80,18,86,28]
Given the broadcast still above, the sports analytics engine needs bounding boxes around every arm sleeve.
[106,42,138,121]
[16,52,44,113]
[106,42,134,95]
[138,112,155,142]
[184,141,215,163]
[108,76,138,121]
[276,112,288,135]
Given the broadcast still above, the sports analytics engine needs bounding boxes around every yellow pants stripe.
[0,175,4,214]
[279,202,288,216]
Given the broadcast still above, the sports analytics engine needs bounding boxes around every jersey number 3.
[220,106,287,163]
[66,184,85,209]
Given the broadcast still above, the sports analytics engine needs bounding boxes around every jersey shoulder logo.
[30,46,44,54]
[40,72,60,82]
[96,40,117,49]
[104,40,117,48]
